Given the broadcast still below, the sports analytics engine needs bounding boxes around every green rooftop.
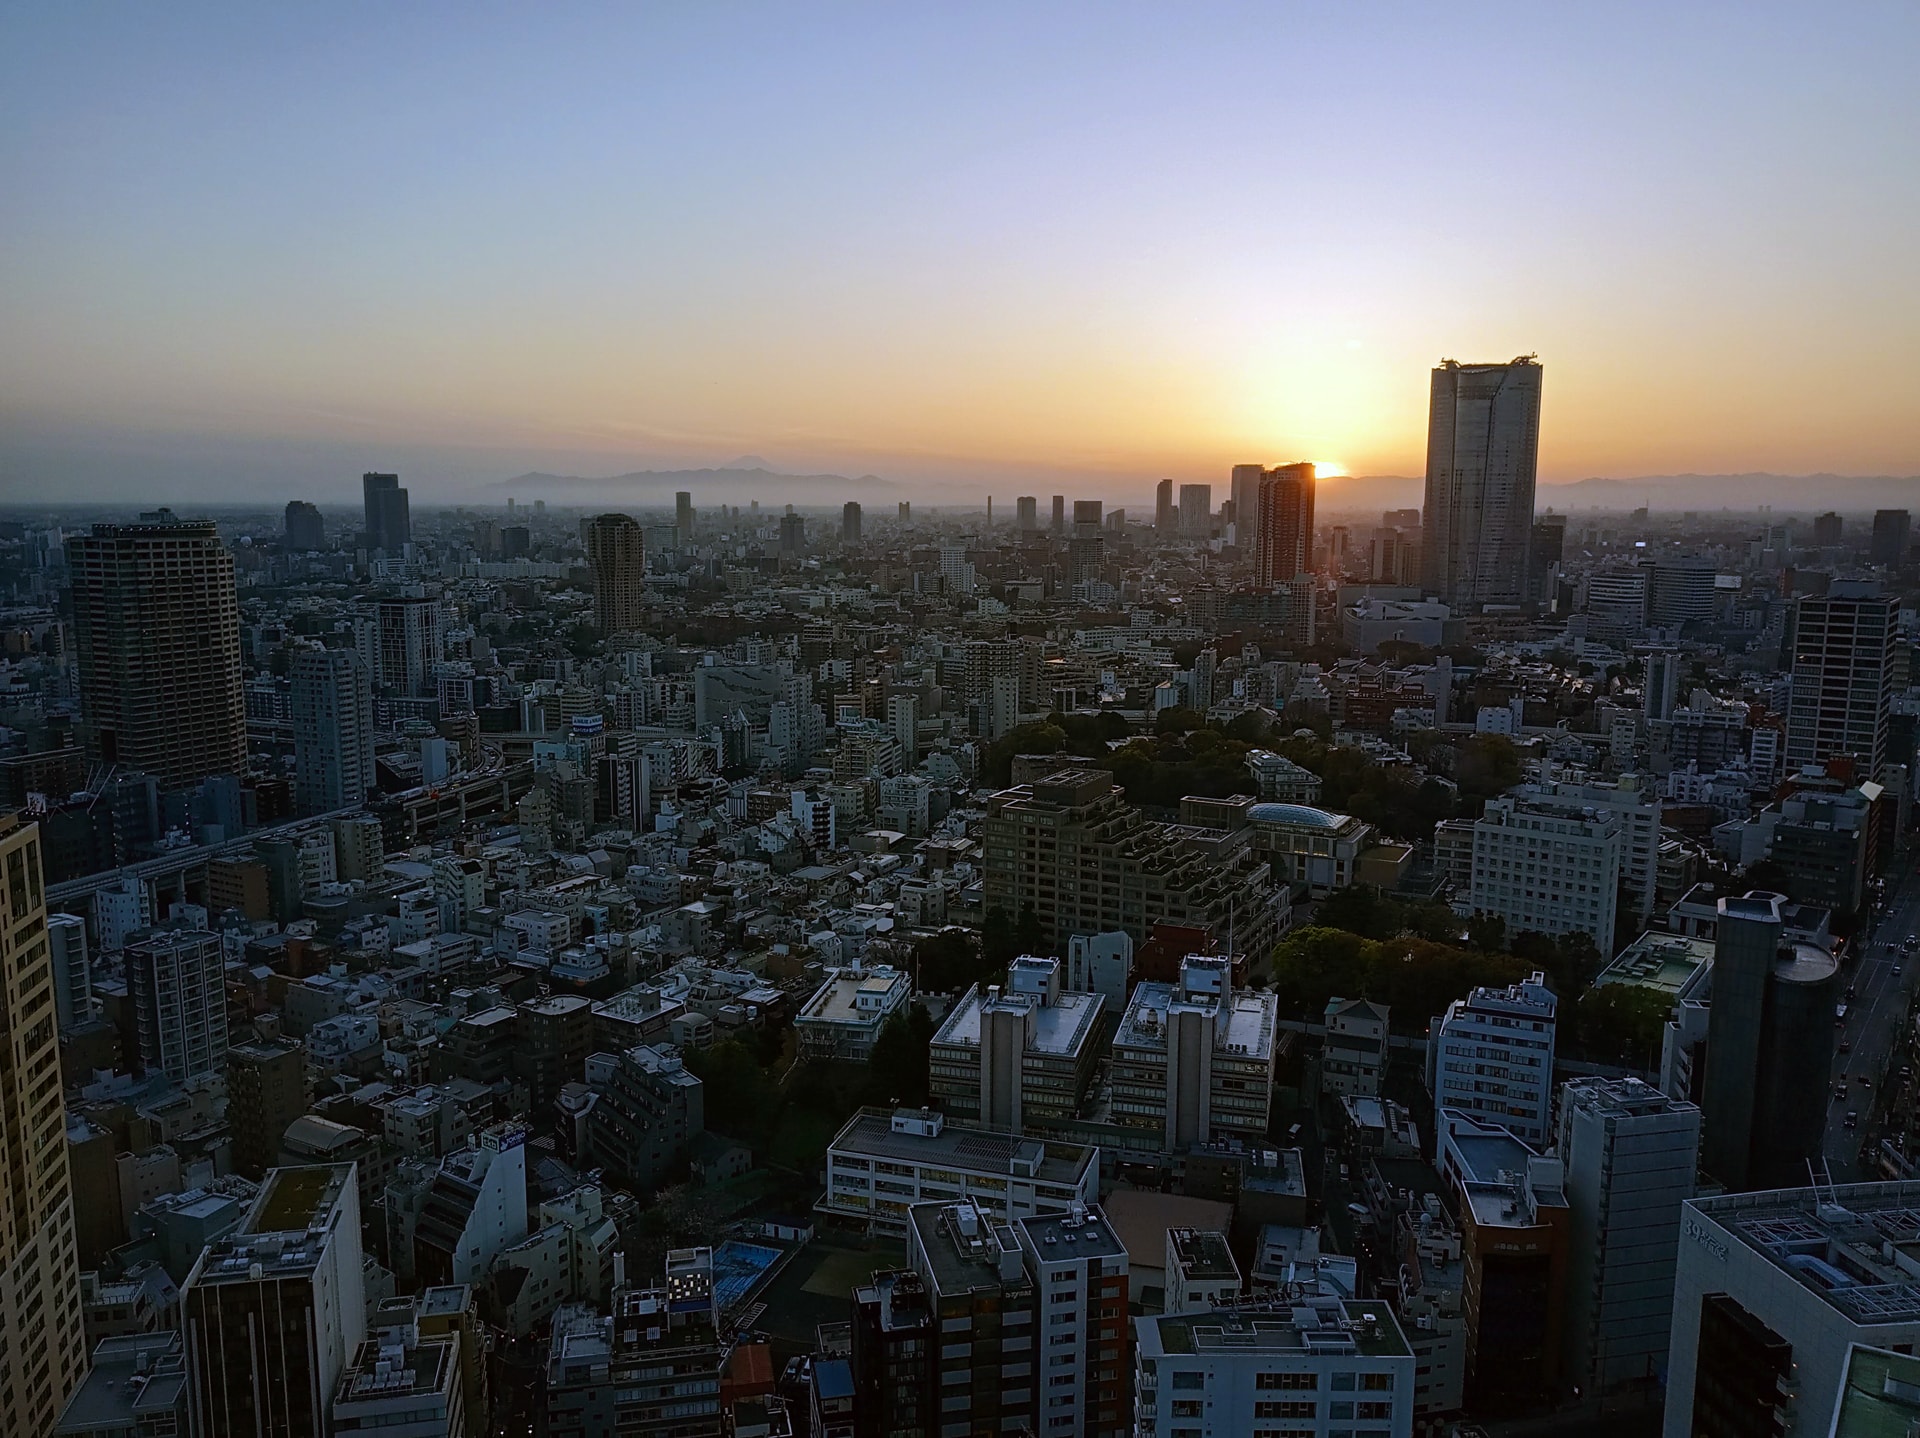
[1832,1344,1920,1437]
[250,1164,348,1234]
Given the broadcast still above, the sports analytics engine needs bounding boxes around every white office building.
[1136,1297,1416,1438]
[1467,795,1622,946]
[1664,1181,1920,1438]
[1557,1077,1700,1397]
[1427,971,1558,1147]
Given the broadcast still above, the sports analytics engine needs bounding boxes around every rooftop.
[1142,1299,1410,1361]
[1113,980,1277,1060]
[54,1333,188,1434]
[1247,802,1359,832]
[1596,931,1715,996]
[250,1162,353,1235]
[829,1108,1094,1188]
[1169,1228,1239,1282]
[1690,1181,1920,1328]
[931,983,1104,1058]
[1831,1344,1920,1438]
[335,1331,456,1407]
[1021,1205,1126,1265]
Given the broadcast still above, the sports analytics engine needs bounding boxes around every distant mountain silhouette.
[1320,471,1920,514]
[496,465,899,505]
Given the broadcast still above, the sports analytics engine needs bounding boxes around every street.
[1825,850,1920,1182]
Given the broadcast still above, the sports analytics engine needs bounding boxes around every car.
[1840,1039,1853,1053]
[1846,1111,1860,1129]
[1860,1074,1874,1086]
[1838,1085,1851,1101]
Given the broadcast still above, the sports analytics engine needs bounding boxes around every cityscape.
[5,9,1920,1438]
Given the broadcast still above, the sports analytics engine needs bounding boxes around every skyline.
[4,4,1919,503]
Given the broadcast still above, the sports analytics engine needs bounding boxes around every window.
[1171,1371,1205,1391]
[1331,1372,1356,1391]
[1357,1401,1393,1420]
[1256,1372,1316,1390]
[1359,1373,1395,1391]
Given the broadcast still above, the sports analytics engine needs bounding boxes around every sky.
[2,3,1918,506]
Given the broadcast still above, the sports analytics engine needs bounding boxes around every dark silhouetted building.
[362,472,411,554]
[586,513,647,634]
[1421,357,1543,609]
[284,500,325,552]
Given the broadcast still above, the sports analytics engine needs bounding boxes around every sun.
[1314,461,1347,479]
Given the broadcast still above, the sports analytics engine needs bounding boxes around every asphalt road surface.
[1826,849,1920,1182]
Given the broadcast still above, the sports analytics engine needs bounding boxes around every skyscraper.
[1178,483,1212,539]
[585,512,647,633]
[1698,892,1839,1191]
[675,490,695,543]
[362,471,411,554]
[1050,494,1066,535]
[1072,499,1103,535]
[778,513,806,555]
[0,814,88,1433]
[1785,580,1896,775]
[291,647,375,812]
[128,926,231,1083]
[842,500,863,543]
[1421,357,1543,608]
[1229,463,1265,549]
[1870,508,1911,566]
[284,499,325,551]
[1254,462,1316,586]
[66,512,248,789]
[1154,477,1175,532]
[1015,494,1038,532]
[183,1163,367,1438]
[365,594,446,697]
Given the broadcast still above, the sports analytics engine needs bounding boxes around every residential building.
[228,1037,313,1180]
[1785,581,1897,775]
[1135,1298,1416,1438]
[1387,1199,1467,1418]
[284,499,325,551]
[1420,357,1543,610]
[1663,1182,1920,1438]
[582,1045,705,1188]
[0,815,88,1434]
[331,1312,464,1437]
[367,594,446,698]
[410,1124,530,1287]
[1321,997,1390,1099]
[182,1163,368,1438]
[851,1269,936,1438]
[544,1251,727,1438]
[1556,1077,1701,1397]
[1509,774,1662,922]
[1066,930,1133,1010]
[982,770,1285,956]
[820,1107,1098,1237]
[1466,794,1622,946]
[291,646,376,812]
[930,955,1105,1130]
[903,1202,1040,1438]
[515,993,593,1117]
[1698,891,1840,1191]
[1015,1206,1131,1438]
[1254,463,1316,587]
[127,925,230,1083]
[586,512,647,633]
[66,513,248,788]
[1178,484,1211,539]
[49,909,92,1030]
[794,960,911,1061]
[1164,1228,1240,1314]
[1110,955,1280,1152]
[1427,971,1558,1147]
[54,1331,191,1438]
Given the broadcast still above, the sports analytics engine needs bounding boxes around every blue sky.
[3,3,1916,503]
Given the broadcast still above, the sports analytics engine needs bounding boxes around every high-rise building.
[362,472,411,554]
[1154,477,1175,532]
[66,513,248,789]
[887,692,918,767]
[674,490,695,543]
[365,594,446,698]
[1644,651,1683,723]
[48,910,92,1032]
[1697,892,1839,1191]
[1015,494,1038,532]
[851,1270,936,1438]
[1812,510,1843,547]
[127,926,230,1083]
[1229,463,1264,549]
[1072,499,1104,537]
[904,1201,1039,1435]
[582,1045,705,1190]
[0,815,88,1433]
[1254,462,1316,586]
[1050,494,1066,535]
[545,1251,726,1438]
[1420,357,1543,609]
[183,1163,367,1438]
[778,513,806,555]
[228,1037,313,1180]
[585,512,647,633]
[1013,1207,1130,1438]
[1870,507,1911,566]
[1556,1077,1700,1398]
[284,499,325,551]
[1581,565,1650,648]
[1136,1298,1417,1438]
[1528,512,1567,606]
[1178,483,1212,539]
[841,500,862,543]
[1427,971,1558,1147]
[1785,580,1896,775]
[291,647,375,813]
[897,500,911,524]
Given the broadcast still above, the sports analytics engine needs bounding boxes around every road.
[1825,850,1920,1182]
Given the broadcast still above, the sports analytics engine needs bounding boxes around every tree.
[865,1003,937,1108]
[1465,912,1508,953]
[1013,904,1050,958]
[682,1039,776,1143]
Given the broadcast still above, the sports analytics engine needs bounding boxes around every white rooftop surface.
[933,986,1104,1056]
[1114,982,1277,1059]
